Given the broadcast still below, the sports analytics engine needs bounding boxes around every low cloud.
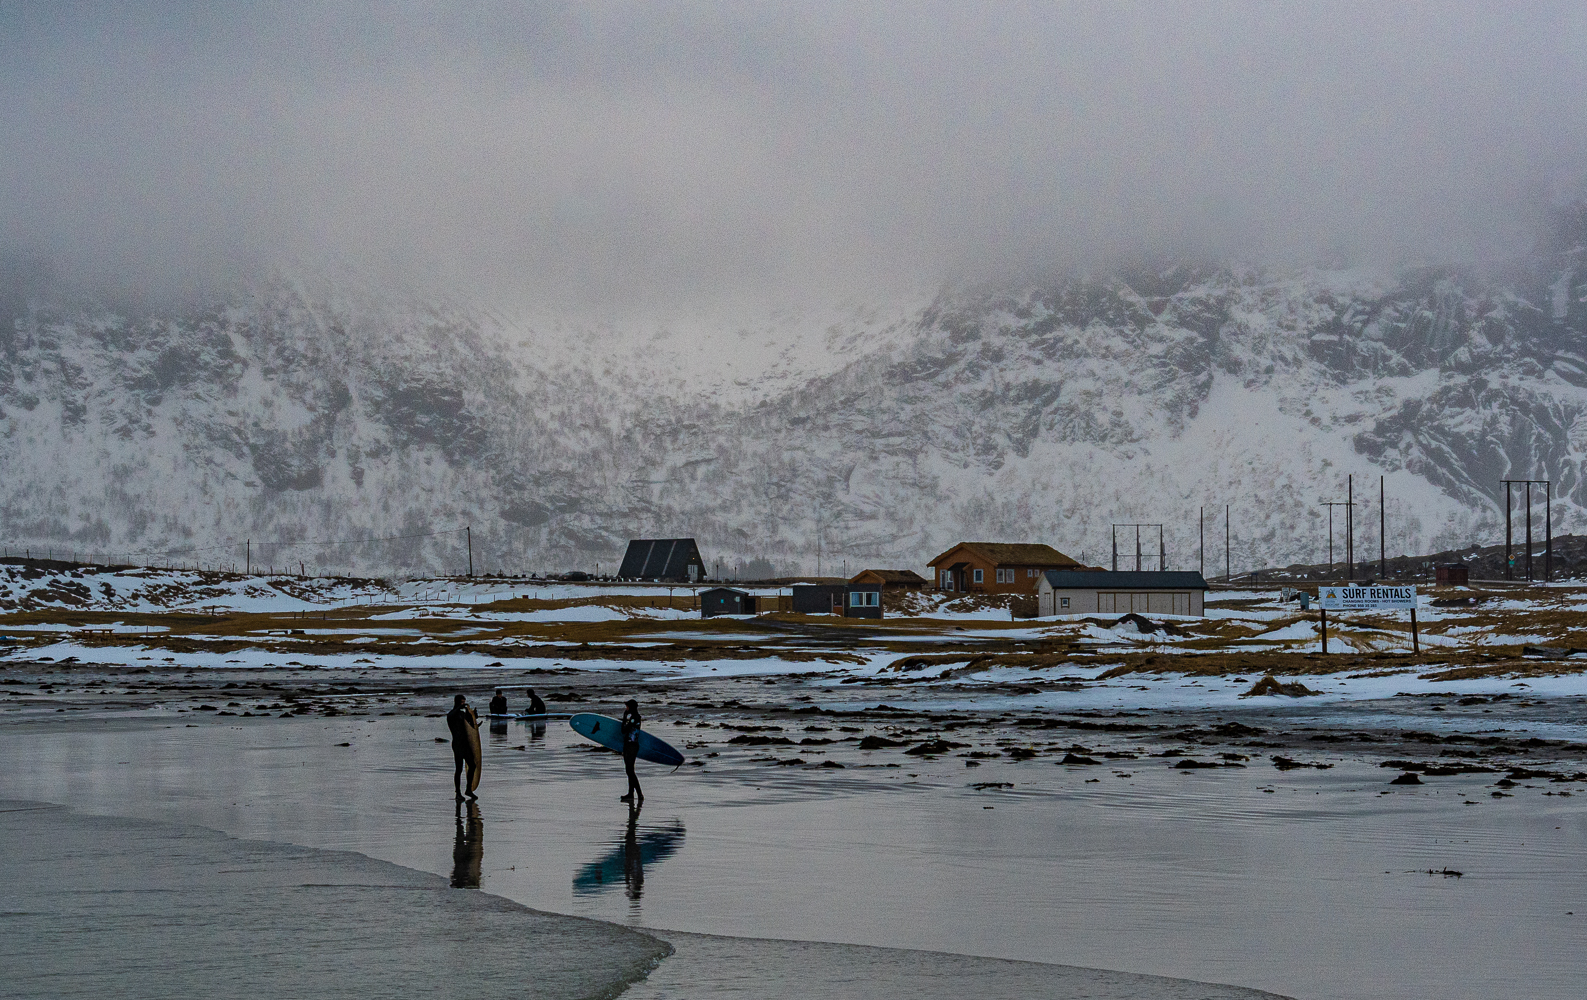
[3,2,1585,311]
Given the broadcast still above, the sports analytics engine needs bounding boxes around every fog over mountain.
[3,3,1586,576]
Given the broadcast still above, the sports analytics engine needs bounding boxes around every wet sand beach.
[0,800,667,1000]
[2,660,1585,999]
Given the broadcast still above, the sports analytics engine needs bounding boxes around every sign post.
[1317,585,1420,654]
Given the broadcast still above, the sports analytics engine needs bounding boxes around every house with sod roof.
[926,542,1082,594]
[848,568,928,591]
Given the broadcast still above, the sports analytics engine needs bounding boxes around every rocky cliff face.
[3,207,1584,578]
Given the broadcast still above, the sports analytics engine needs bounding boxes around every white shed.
[1037,570,1209,617]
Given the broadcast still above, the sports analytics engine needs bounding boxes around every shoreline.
[3,668,1585,999]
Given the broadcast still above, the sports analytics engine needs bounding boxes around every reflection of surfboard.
[569,713,685,767]
[464,706,482,793]
[486,713,574,720]
[572,820,685,896]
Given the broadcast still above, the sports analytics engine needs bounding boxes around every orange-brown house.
[927,542,1081,595]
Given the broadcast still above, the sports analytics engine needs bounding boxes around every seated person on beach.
[446,694,479,801]
[489,689,508,715]
[526,688,547,715]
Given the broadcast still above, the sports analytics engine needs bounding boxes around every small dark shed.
[701,587,757,617]
[844,583,883,619]
[619,538,706,582]
[791,584,846,614]
[1435,564,1469,587]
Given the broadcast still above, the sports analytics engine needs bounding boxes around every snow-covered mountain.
[3,206,1585,579]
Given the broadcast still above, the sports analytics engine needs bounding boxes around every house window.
[1060,597,1070,609]
[941,570,953,589]
[973,568,984,583]
[1028,569,1036,578]
[851,591,878,607]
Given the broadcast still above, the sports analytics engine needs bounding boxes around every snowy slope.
[2,206,1585,578]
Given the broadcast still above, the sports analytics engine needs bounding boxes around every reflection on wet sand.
[573,808,685,904]
[452,800,483,888]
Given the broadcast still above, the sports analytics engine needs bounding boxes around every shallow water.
[2,715,1584,999]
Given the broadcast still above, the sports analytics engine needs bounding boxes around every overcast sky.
[3,1,1585,310]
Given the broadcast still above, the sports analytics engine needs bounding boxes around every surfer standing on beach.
[447,694,481,802]
[619,698,644,806]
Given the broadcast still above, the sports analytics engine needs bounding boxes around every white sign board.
[1317,585,1418,611]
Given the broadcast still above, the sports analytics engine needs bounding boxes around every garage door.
[1099,592,1191,614]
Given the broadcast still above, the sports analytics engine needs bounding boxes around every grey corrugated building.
[1037,570,1209,617]
[791,584,846,614]
[619,538,706,582]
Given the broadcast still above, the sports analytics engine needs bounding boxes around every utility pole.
[466,525,473,578]
[245,539,250,575]
[1199,507,1204,577]
[1379,475,1386,580]
[1112,524,1163,572]
[1526,482,1533,582]
[1224,505,1230,584]
[1505,482,1513,579]
[1346,474,1354,581]
[1319,500,1349,580]
[1501,479,1551,583]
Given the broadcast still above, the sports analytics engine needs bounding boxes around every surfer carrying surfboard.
[446,694,483,802]
[619,699,644,806]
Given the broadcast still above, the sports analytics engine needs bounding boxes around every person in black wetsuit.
[446,694,479,802]
[488,689,508,715]
[525,688,547,715]
[619,698,643,805]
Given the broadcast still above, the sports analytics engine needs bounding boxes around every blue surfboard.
[569,713,685,767]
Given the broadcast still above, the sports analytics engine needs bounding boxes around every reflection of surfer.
[623,804,644,900]
[525,688,547,715]
[451,799,483,888]
[446,694,481,802]
[489,689,508,715]
[619,699,644,805]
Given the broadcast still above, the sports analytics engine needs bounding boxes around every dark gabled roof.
[700,587,750,598]
[1042,570,1209,590]
[619,538,703,579]
[851,569,926,584]
[927,542,1080,567]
